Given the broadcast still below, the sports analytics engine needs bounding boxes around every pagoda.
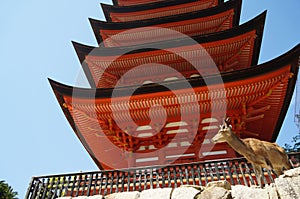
[50,0,299,171]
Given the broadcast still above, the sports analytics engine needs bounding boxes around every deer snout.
[212,134,219,143]
[212,132,225,143]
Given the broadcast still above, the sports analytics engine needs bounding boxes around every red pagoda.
[50,0,299,171]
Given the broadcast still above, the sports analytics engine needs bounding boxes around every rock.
[104,191,140,199]
[87,195,103,199]
[275,175,300,199]
[231,184,278,199]
[171,186,201,199]
[195,187,232,199]
[206,181,231,190]
[264,184,279,199]
[281,167,300,178]
[139,188,172,199]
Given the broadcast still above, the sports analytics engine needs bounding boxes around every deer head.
[212,117,233,143]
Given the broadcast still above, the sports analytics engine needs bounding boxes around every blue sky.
[0,0,299,198]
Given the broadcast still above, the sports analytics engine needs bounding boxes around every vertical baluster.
[238,161,248,186]
[184,165,190,185]
[127,171,131,192]
[109,172,114,194]
[220,162,227,182]
[92,173,98,196]
[178,166,183,186]
[115,171,120,193]
[156,168,160,188]
[150,168,154,189]
[98,172,103,195]
[59,176,67,197]
[262,169,268,185]
[244,163,255,186]
[232,161,241,185]
[202,164,208,185]
[190,165,196,185]
[103,172,109,196]
[69,175,76,197]
[120,171,125,192]
[226,161,235,185]
[86,173,93,196]
[31,179,42,199]
[143,170,148,190]
[197,165,202,186]
[35,178,44,199]
[81,174,89,196]
[173,166,178,188]
[214,162,221,181]
[41,178,50,199]
[207,163,215,182]
[161,168,165,188]
[133,170,137,191]
[138,170,142,191]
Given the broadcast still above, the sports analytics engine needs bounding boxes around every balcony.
[25,153,300,199]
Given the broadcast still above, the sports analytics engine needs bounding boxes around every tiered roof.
[50,0,299,169]
[92,0,241,46]
[50,45,300,169]
[75,12,265,88]
[106,0,223,20]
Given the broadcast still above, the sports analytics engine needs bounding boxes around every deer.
[212,117,292,187]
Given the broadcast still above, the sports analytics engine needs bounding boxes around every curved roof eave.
[92,0,241,44]
[74,11,265,61]
[50,43,299,99]
[95,0,240,30]
[111,0,219,9]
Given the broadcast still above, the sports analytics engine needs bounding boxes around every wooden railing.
[25,153,300,199]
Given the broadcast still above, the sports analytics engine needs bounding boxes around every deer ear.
[225,117,231,123]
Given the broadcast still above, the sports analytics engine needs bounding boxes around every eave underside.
[105,0,224,22]
[50,44,300,169]
[93,0,241,46]
[75,12,265,88]
[112,0,223,8]
[82,30,261,88]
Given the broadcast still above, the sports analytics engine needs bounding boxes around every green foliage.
[0,180,18,199]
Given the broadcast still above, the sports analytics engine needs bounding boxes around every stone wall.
[58,167,300,199]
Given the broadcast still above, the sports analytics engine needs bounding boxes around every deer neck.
[225,131,249,157]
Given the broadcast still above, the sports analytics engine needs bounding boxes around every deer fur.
[212,118,292,186]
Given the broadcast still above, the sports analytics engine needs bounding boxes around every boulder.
[139,188,172,199]
[275,168,300,199]
[171,186,201,199]
[104,191,140,199]
[196,187,232,199]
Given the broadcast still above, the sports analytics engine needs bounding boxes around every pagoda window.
[164,77,179,81]
[166,153,195,159]
[142,80,154,85]
[190,74,200,78]
[180,141,191,147]
[165,121,188,128]
[166,129,188,134]
[202,150,227,156]
[136,125,152,131]
[137,133,153,138]
[201,118,218,123]
[202,125,219,130]
[136,157,159,163]
[168,143,178,148]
